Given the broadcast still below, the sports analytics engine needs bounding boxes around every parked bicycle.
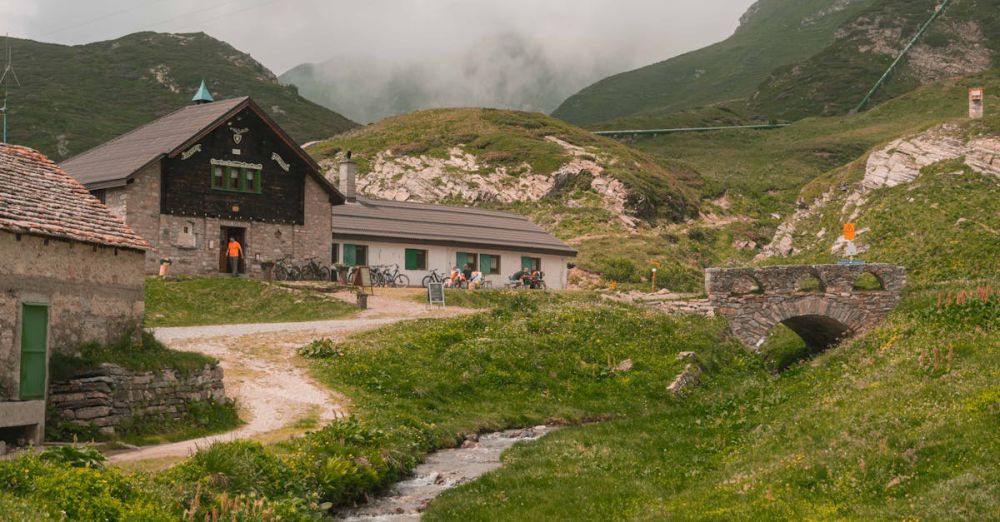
[299,257,331,281]
[274,256,301,281]
[376,264,410,288]
[421,267,446,288]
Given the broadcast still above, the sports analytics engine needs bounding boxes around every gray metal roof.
[332,198,577,257]
[60,97,247,188]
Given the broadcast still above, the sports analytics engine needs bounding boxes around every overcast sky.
[3,0,754,76]
[2,0,756,121]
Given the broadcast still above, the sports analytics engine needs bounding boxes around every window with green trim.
[212,165,263,194]
[456,252,477,270]
[521,256,541,272]
[405,249,427,270]
[343,244,367,266]
[212,166,224,189]
[479,254,500,275]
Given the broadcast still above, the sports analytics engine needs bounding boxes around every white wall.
[335,239,569,289]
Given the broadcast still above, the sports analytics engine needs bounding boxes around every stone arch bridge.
[706,264,906,351]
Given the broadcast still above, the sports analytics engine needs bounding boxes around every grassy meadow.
[3,286,997,520]
[144,277,357,327]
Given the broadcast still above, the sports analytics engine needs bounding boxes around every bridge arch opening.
[795,273,825,293]
[759,315,855,371]
[853,272,885,291]
[729,275,764,296]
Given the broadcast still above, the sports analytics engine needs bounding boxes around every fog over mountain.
[0,0,753,124]
[282,31,634,123]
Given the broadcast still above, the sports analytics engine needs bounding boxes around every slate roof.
[331,198,577,257]
[59,97,344,203]
[0,144,151,250]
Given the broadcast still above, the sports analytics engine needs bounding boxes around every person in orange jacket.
[227,237,243,276]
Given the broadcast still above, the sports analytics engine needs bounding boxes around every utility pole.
[0,35,22,144]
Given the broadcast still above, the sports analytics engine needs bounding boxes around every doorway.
[219,226,248,274]
[19,304,48,401]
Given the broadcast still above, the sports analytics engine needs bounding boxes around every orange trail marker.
[843,223,856,241]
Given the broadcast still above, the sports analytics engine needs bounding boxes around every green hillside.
[423,288,1000,520]
[752,0,1000,121]
[309,108,713,287]
[2,32,357,160]
[632,69,1000,218]
[552,0,878,126]
[554,0,998,128]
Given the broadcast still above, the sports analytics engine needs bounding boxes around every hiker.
[227,237,243,276]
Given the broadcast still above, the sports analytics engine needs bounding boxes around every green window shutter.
[19,304,48,400]
[456,252,466,268]
[343,244,357,266]
[480,254,497,274]
[405,249,418,270]
[521,256,533,270]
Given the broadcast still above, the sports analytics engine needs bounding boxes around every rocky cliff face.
[758,122,1000,259]
[321,136,646,229]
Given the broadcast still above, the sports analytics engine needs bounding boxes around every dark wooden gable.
[160,105,316,225]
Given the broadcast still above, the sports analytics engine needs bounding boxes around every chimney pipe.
[339,152,357,202]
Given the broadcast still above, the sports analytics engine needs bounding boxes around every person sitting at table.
[446,266,462,288]
[528,270,543,289]
[470,270,484,289]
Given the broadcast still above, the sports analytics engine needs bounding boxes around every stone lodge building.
[61,95,345,275]
[0,144,149,445]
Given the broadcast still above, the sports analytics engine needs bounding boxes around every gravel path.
[111,292,469,463]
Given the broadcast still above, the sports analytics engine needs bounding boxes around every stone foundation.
[49,363,226,436]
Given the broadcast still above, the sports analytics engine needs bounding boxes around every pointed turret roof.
[192,79,214,104]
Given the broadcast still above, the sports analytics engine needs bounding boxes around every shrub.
[298,338,344,359]
[600,258,642,283]
[39,445,106,468]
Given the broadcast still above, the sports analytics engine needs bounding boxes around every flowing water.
[337,426,555,521]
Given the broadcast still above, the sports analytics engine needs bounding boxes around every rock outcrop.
[322,136,642,229]
[758,123,1000,260]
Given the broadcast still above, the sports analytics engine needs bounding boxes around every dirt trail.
[111,291,469,463]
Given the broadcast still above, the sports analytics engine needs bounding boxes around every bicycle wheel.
[289,266,302,281]
[319,266,331,281]
[421,275,433,288]
[275,266,289,281]
[394,274,410,288]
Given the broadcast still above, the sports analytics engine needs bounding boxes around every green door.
[19,304,48,400]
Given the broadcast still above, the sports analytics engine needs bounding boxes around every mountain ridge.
[554,0,998,127]
[2,32,357,160]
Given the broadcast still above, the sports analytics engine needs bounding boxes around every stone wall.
[0,231,146,443]
[49,362,226,436]
[706,264,905,350]
[107,164,333,276]
[104,163,163,274]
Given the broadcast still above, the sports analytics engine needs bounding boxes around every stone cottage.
[60,93,345,275]
[0,144,150,445]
